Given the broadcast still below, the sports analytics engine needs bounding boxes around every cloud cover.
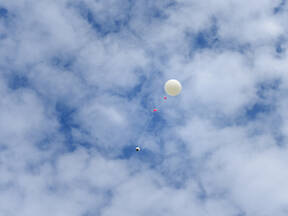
[0,0,288,215]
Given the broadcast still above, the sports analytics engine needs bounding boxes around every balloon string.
[153,96,167,112]
[136,96,168,149]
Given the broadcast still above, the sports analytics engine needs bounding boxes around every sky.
[0,0,288,215]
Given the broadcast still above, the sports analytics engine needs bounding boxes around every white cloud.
[1,0,288,215]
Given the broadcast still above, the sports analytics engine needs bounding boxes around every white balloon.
[136,146,141,151]
[164,79,182,96]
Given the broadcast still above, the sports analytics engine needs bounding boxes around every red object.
[153,109,158,112]
[164,96,167,99]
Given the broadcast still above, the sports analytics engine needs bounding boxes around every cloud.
[1,0,288,215]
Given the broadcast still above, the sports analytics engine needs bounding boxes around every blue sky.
[0,0,288,215]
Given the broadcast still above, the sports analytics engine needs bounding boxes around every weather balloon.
[164,79,182,96]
